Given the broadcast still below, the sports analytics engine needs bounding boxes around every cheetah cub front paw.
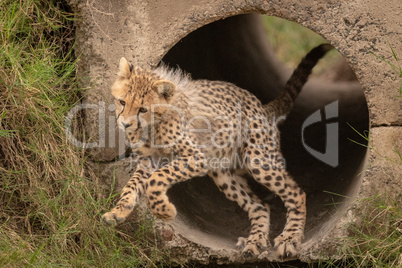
[236,235,268,258]
[102,205,134,226]
[102,212,120,226]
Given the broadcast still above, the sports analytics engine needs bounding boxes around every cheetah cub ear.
[153,80,176,99]
[118,57,132,78]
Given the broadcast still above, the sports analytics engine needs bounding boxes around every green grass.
[261,16,341,73]
[0,1,165,267]
[337,194,402,267]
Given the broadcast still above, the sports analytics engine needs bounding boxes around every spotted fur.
[102,44,332,259]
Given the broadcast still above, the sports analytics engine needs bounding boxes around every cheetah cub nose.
[121,122,132,129]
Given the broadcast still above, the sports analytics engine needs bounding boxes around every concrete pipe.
[68,0,401,264]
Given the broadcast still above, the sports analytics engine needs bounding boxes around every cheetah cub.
[102,44,333,258]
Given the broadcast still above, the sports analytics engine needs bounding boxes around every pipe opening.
[161,14,369,253]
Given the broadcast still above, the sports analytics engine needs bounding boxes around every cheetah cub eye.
[139,107,148,113]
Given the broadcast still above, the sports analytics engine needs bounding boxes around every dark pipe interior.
[161,14,369,249]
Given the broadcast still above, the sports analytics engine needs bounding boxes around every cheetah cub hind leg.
[274,231,304,259]
[210,171,270,258]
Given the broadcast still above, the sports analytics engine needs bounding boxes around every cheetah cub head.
[111,57,175,140]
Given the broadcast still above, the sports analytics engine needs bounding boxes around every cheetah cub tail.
[265,43,334,118]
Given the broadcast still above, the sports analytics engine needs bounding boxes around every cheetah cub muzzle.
[102,44,333,259]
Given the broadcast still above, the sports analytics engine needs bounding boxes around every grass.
[0,0,165,267]
[308,196,402,268]
[0,3,400,267]
[298,194,402,268]
[369,42,402,97]
[261,16,341,73]
[348,122,402,166]
[334,194,402,268]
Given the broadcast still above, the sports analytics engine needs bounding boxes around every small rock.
[162,229,174,241]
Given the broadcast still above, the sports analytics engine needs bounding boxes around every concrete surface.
[67,0,401,264]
